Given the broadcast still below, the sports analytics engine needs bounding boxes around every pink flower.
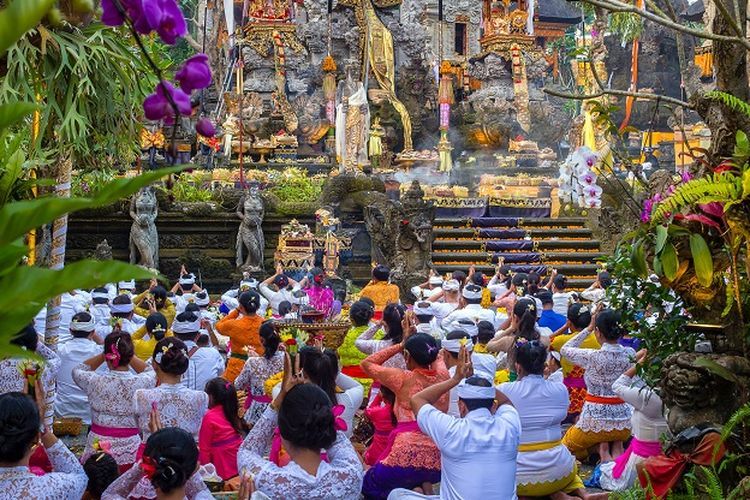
[586,156,595,167]
[332,404,348,432]
[584,185,602,198]
[143,81,192,124]
[681,170,693,183]
[195,117,215,137]
[581,171,597,185]
[175,54,212,93]
[142,0,187,45]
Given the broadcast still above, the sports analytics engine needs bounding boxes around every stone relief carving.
[236,183,265,272]
[129,187,159,269]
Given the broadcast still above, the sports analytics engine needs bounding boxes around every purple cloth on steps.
[470,217,521,228]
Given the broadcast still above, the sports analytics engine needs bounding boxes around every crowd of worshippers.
[0,261,672,500]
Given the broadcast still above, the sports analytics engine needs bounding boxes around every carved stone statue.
[236,183,265,272]
[394,181,434,276]
[93,239,113,261]
[363,194,400,267]
[129,187,159,269]
[336,67,370,173]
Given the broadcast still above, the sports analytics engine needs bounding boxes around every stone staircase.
[431,216,604,289]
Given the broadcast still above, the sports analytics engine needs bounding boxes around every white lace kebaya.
[0,441,87,500]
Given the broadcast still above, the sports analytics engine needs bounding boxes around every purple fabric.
[478,228,527,239]
[307,285,334,317]
[491,252,541,263]
[470,217,520,228]
[507,265,548,275]
[435,206,487,218]
[485,240,534,251]
[619,337,643,351]
[362,463,442,500]
[488,206,551,218]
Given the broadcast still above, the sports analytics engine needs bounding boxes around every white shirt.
[429,302,459,325]
[181,340,225,392]
[417,404,521,500]
[487,275,509,296]
[410,285,443,301]
[447,353,498,417]
[34,293,88,343]
[552,292,574,316]
[221,288,269,316]
[55,338,103,424]
[442,304,503,331]
[90,304,112,338]
[259,283,300,315]
[0,441,87,500]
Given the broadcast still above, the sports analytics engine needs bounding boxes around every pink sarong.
[612,437,663,479]
[376,420,421,463]
[244,391,272,409]
[90,423,139,438]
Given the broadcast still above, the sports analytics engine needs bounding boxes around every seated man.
[360,265,401,320]
[442,284,503,331]
[536,290,567,332]
[259,265,301,316]
[171,312,225,392]
[391,348,521,499]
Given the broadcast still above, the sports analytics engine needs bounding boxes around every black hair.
[298,346,339,404]
[476,321,495,345]
[184,303,200,314]
[71,312,94,338]
[105,331,134,368]
[471,272,485,287]
[274,274,290,289]
[153,338,189,376]
[349,300,375,327]
[259,320,280,360]
[452,270,467,283]
[378,385,398,427]
[152,286,168,309]
[445,330,471,359]
[568,303,592,330]
[180,283,193,292]
[145,312,168,341]
[463,284,483,305]
[372,265,390,281]
[382,303,406,343]
[83,452,119,499]
[238,290,261,314]
[553,274,567,291]
[512,272,528,288]
[513,298,539,341]
[596,309,626,341]
[598,271,613,289]
[278,383,336,451]
[360,296,375,309]
[111,295,133,319]
[516,340,547,375]
[278,301,292,316]
[205,377,244,435]
[459,376,495,411]
[92,287,110,305]
[12,324,38,351]
[498,265,512,277]
[535,290,554,305]
[197,334,210,347]
[404,333,440,368]
[311,267,326,287]
[0,392,40,463]
[193,291,208,307]
[143,428,199,494]
[526,273,541,295]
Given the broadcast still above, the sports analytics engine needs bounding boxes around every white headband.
[413,303,434,316]
[172,318,201,334]
[442,279,460,291]
[442,338,474,353]
[91,291,110,300]
[179,274,196,285]
[462,286,483,300]
[194,293,210,307]
[549,351,561,363]
[110,302,134,313]
[70,318,96,332]
[239,279,258,290]
[456,381,496,400]
[429,276,444,285]
[456,321,479,337]
[118,280,135,289]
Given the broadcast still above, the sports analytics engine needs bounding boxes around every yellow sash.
[518,439,562,452]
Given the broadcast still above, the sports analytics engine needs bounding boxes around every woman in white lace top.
[134,338,208,442]
[561,309,634,461]
[237,356,364,500]
[0,392,87,500]
[73,331,155,468]
[0,324,60,427]
[234,320,284,426]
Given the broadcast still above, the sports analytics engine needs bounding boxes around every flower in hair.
[332,404,348,432]
[527,303,535,312]
[515,337,529,349]
[105,338,122,366]
[141,456,157,479]
[458,337,468,347]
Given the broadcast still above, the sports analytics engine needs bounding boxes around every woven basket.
[273,320,352,350]
[53,417,83,437]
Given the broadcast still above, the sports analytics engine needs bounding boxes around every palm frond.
[651,173,743,223]
[706,90,750,119]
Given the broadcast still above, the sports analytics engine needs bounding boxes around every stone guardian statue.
[236,183,265,272]
[129,187,159,269]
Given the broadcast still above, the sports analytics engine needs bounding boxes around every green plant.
[609,12,644,44]
[268,168,325,203]
[167,175,213,203]
[71,169,118,197]
[706,91,750,120]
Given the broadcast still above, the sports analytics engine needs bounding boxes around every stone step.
[432,265,598,288]
[433,227,594,239]
[431,251,607,264]
[433,263,599,276]
[433,217,589,228]
[433,239,601,251]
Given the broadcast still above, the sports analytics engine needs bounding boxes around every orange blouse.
[215,309,264,382]
[360,281,401,312]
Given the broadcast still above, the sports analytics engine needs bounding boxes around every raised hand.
[237,470,256,500]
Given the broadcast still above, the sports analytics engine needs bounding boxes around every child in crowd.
[199,378,245,480]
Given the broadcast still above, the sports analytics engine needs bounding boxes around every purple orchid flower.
[142,0,187,45]
[641,197,655,223]
[101,0,142,27]
[143,81,192,124]
[681,170,694,183]
[175,54,212,94]
[196,117,216,137]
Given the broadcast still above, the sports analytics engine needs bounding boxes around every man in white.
[259,265,301,315]
[442,330,498,417]
[117,279,137,297]
[55,312,103,424]
[389,347,521,499]
[34,291,89,343]
[410,274,444,301]
[413,301,442,339]
[89,287,112,339]
[171,312,225,391]
[221,278,269,315]
[172,273,202,312]
[427,279,461,325]
[442,283,503,331]
[105,295,139,336]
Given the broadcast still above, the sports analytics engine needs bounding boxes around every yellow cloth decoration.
[517,465,585,496]
[518,439,562,452]
[494,369,510,385]
[551,332,600,375]
[582,111,597,152]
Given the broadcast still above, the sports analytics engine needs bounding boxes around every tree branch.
[184,32,202,52]
[583,0,750,50]
[543,86,694,109]
[710,0,747,41]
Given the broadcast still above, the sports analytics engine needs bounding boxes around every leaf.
[0,147,25,206]
[630,240,648,277]
[684,213,722,229]
[0,166,182,245]
[743,169,750,199]
[655,225,668,254]
[693,357,740,384]
[0,102,38,133]
[735,130,750,157]
[653,254,662,276]
[662,242,678,280]
[690,233,714,287]
[0,0,55,56]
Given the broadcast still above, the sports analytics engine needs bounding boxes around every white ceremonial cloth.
[55,338,104,424]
